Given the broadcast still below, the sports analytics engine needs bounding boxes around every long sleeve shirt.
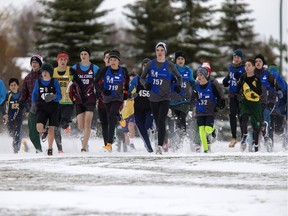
[32,79,62,103]
[0,80,6,105]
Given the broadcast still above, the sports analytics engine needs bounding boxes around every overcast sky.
[1,0,287,42]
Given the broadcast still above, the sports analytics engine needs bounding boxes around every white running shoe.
[156,145,163,155]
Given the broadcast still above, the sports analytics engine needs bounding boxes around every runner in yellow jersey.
[53,51,85,153]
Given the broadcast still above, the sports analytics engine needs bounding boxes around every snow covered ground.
[0,134,287,216]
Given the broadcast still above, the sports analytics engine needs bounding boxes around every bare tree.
[0,10,22,87]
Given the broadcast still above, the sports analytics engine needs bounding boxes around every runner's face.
[254,58,263,69]
[156,47,165,59]
[176,57,185,67]
[80,51,89,62]
[9,82,19,93]
[57,58,68,68]
[103,53,110,66]
[109,57,119,69]
[245,62,255,74]
[42,71,51,80]
[232,55,242,65]
[31,61,40,72]
[197,73,205,82]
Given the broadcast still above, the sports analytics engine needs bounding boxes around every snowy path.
[0,135,287,216]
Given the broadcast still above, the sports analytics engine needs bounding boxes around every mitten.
[192,90,199,99]
[234,72,241,80]
[174,85,181,94]
[81,94,88,103]
[171,77,177,84]
[222,77,229,87]
[44,94,56,103]
[145,83,152,90]
[218,98,225,109]
[131,92,138,99]
[103,89,111,96]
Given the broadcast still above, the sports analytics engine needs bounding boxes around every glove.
[19,101,24,110]
[145,83,152,90]
[277,90,283,99]
[174,85,181,94]
[222,77,229,87]
[81,94,88,104]
[103,89,111,96]
[44,94,56,102]
[30,103,37,114]
[234,72,241,80]
[192,90,199,100]
[217,98,225,109]
[171,77,177,84]
[131,92,138,99]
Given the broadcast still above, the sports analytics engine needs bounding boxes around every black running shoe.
[47,149,53,156]
[129,143,136,150]
[212,129,216,138]
[41,128,48,142]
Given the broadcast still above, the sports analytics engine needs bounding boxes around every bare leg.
[36,123,46,133]
[82,111,93,150]
[47,126,55,149]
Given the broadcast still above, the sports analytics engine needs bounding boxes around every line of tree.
[0,0,287,82]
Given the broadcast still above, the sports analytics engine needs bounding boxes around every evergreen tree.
[34,0,111,65]
[173,0,220,66]
[124,0,180,62]
[216,0,259,67]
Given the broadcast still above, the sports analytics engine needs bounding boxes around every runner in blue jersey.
[254,54,282,149]
[140,42,182,155]
[193,64,225,153]
[222,49,245,148]
[167,50,195,151]
[94,50,129,152]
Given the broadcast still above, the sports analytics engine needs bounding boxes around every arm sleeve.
[129,76,138,93]
[70,67,85,93]
[19,77,28,104]
[54,79,62,102]
[140,61,152,87]
[122,67,130,94]
[168,62,182,86]
[189,68,195,87]
[212,79,224,99]
[236,74,245,94]
[31,80,39,103]
[94,67,108,92]
[0,93,7,114]
[0,80,6,105]
[268,72,281,91]
[93,65,100,76]
[247,76,262,96]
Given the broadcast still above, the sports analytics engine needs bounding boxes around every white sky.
[1,0,287,42]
